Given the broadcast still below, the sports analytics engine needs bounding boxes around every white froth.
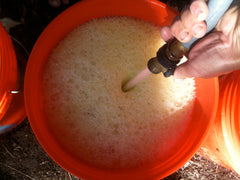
[42,17,196,169]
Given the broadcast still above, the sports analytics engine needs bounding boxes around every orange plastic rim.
[200,71,240,175]
[24,0,219,179]
[0,22,26,134]
[0,22,18,120]
[219,71,240,173]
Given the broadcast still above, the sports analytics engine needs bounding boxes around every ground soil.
[0,0,240,179]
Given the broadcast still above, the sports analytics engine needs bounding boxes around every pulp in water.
[42,17,196,169]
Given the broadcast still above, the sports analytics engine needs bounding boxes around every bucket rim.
[0,22,19,124]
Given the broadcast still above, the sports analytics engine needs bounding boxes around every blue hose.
[182,0,234,49]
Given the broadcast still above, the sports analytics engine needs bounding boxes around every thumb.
[174,61,208,79]
[173,32,227,79]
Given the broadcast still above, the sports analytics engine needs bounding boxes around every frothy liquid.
[42,17,196,169]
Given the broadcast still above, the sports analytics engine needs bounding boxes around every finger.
[190,0,209,21]
[174,32,224,79]
[191,21,207,38]
[170,16,192,43]
[160,26,174,41]
[174,56,227,79]
[181,8,207,38]
[174,61,205,79]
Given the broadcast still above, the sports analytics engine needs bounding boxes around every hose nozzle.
[148,0,233,77]
[147,39,188,77]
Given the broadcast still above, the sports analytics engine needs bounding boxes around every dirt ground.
[0,0,240,179]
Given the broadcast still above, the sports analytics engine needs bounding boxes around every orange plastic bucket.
[0,22,26,134]
[199,71,240,175]
[24,0,219,179]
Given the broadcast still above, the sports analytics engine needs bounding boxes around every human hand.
[161,0,240,79]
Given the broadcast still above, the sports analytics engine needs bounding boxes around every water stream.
[122,68,151,92]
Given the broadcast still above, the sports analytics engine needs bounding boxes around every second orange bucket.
[0,22,26,134]
[200,70,240,175]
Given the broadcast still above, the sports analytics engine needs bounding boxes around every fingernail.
[196,10,205,21]
[192,25,204,37]
[180,31,189,41]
